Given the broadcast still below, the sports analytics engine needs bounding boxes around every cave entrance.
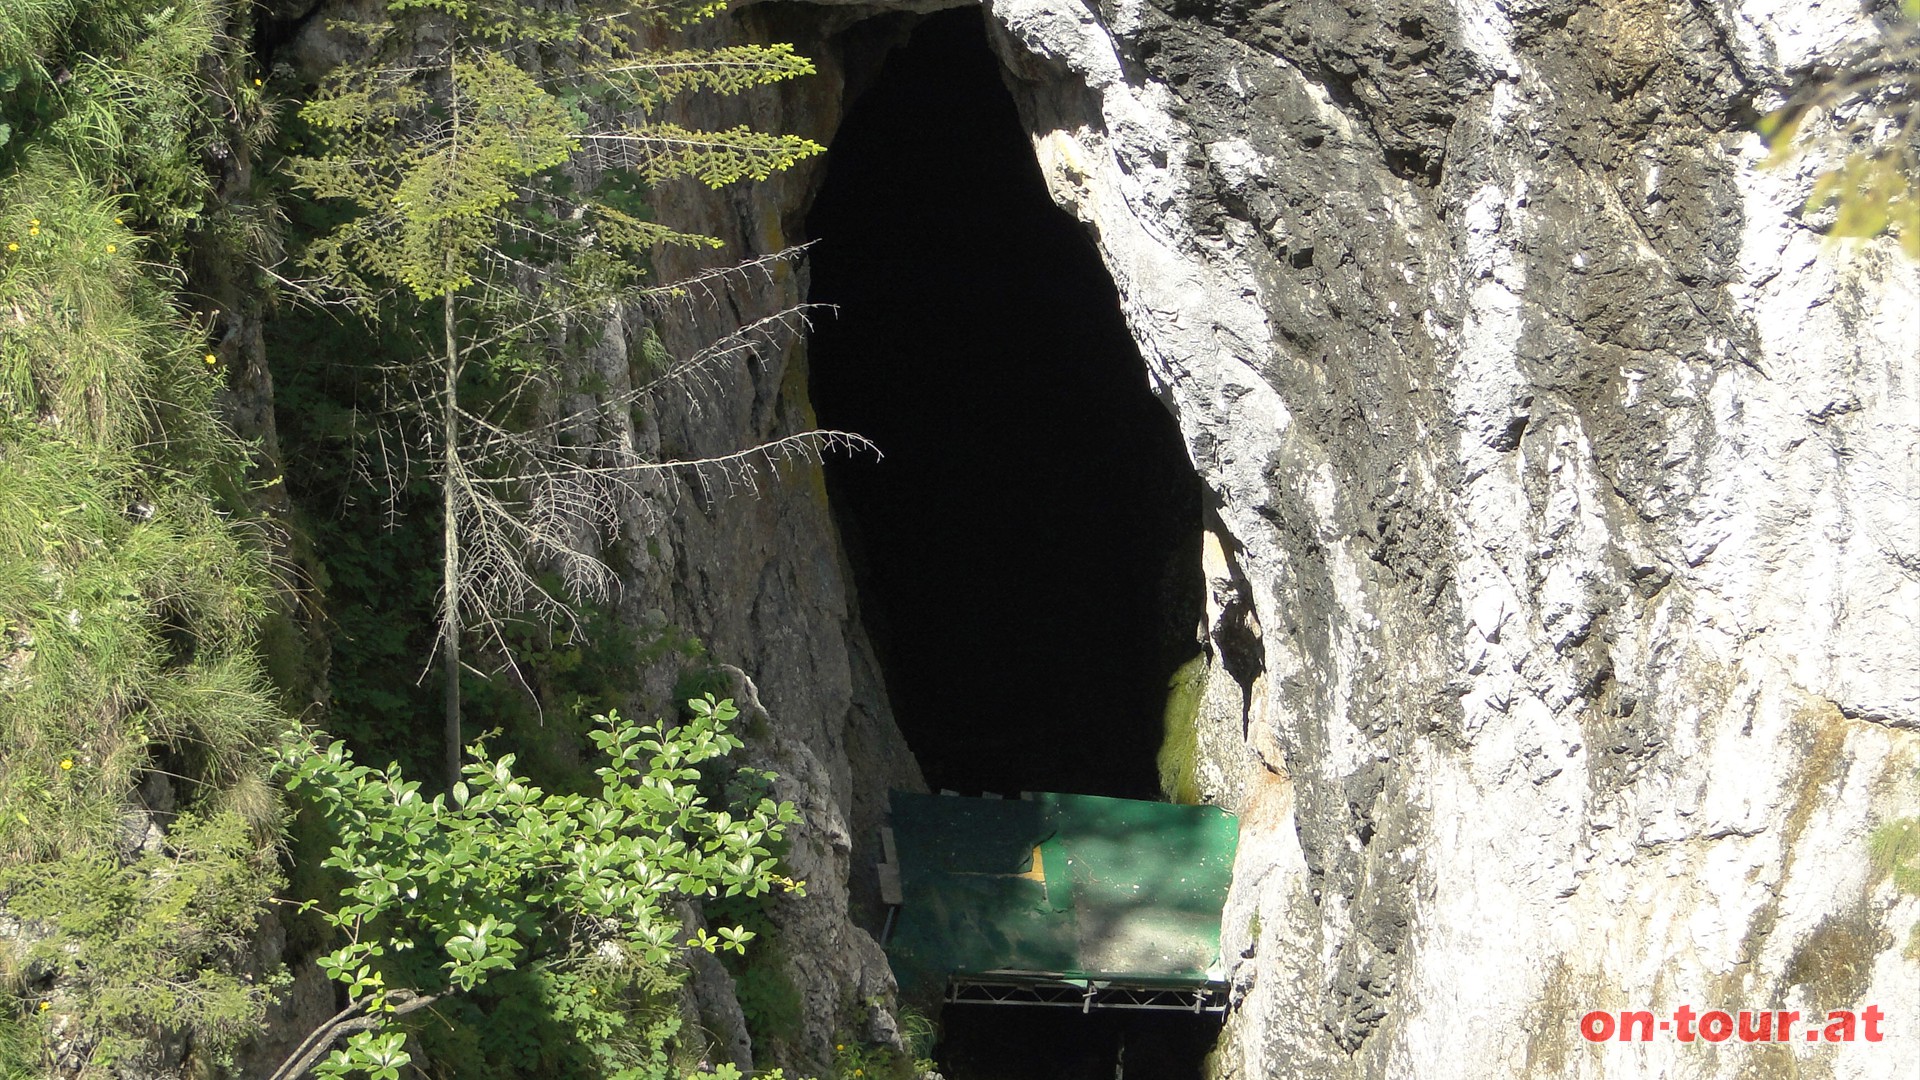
[804,8,1216,1077]
[805,7,1203,803]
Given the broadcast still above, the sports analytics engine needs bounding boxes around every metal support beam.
[944,977,1227,1014]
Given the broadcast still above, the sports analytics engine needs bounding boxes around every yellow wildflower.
[29,219,39,226]
[6,243,16,252]
[28,227,38,236]
[105,244,117,253]
[38,1001,49,1011]
[59,758,74,771]
[254,78,263,86]
[204,353,218,366]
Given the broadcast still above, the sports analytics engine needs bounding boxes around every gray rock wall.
[967,0,1920,1075]
[278,3,928,1069]
[594,7,927,1068]
[646,0,1919,1076]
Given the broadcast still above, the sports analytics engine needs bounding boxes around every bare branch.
[268,991,440,1080]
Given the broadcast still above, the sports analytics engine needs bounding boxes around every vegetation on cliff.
[0,0,834,1076]
[6,0,1910,1074]
[280,0,840,790]
[1762,0,1920,254]
[273,696,803,1079]
[0,0,288,1069]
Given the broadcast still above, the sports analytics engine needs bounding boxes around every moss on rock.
[1158,653,1211,804]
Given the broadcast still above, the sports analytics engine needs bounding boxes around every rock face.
[642,0,1919,1075]
[579,8,930,1068]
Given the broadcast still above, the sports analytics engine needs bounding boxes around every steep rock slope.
[974,0,1920,1075]
[646,0,1919,1075]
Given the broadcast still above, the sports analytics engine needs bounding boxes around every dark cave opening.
[804,11,1217,1077]
[805,8,1205,804]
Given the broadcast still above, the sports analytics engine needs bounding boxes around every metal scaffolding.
[945,977,1229,1014]
[881,790,1239,1013]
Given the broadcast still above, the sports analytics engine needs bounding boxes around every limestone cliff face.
[647,0,1919,1075]
[575,11,927,1067]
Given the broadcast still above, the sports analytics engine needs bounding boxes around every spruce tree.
[287,0,844,785]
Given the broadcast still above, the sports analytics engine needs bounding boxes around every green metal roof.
[883,790,1239,1000]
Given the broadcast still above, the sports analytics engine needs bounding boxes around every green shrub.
[735,952,807,1052]
[0,813,283,1069]
[829,1037,922,1080]
[277,696,806,1078]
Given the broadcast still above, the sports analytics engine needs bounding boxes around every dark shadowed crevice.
[936,1009,1220,1080]
[804,11,1215,1076]
[805,7,1205,805]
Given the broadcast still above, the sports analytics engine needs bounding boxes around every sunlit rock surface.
[581,0,1920,1074]
[967,0,1920,1076]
